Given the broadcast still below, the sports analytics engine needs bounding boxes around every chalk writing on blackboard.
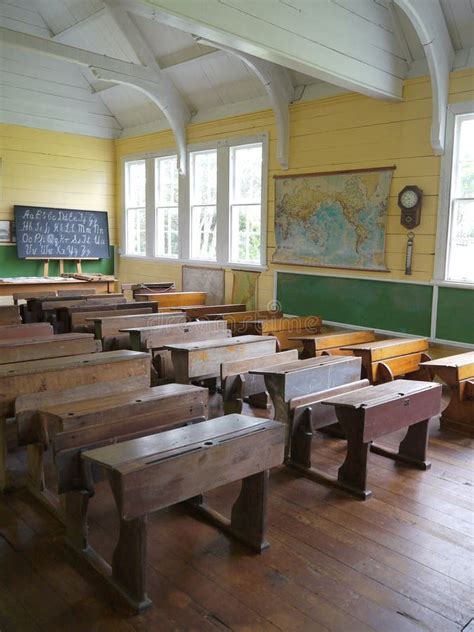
[14,206,110,259]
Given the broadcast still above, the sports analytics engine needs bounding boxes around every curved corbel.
[91,67,188,174]
[394,0,454,155]
[195,38,293,170]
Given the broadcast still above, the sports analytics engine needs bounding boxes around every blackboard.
[14,206,110,260]
[276,272,433,336]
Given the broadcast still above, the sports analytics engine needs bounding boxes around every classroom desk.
[421,352,474,435]
[0,277,116,296]
[0,350,150,492]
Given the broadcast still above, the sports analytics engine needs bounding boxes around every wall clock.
[398,185,423,229]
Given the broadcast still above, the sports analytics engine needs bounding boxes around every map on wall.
[273,167,394,271]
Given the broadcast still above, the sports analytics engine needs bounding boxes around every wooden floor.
[0,392,473,632]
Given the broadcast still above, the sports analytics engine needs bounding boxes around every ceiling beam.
[159,44,219,70]
[104,0,190,173]
[196,37,293,170]
[394,0,455,154]
[123,0,404,101]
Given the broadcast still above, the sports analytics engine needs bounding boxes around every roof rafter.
[104,0,190,173]
[196,37,294,170]
[394,0,455,154]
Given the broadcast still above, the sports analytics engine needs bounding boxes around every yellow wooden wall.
[0,124,116,243]
[118,69,471,306]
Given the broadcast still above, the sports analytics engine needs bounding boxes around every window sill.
[432,279,474,290]
[119,254,268,273]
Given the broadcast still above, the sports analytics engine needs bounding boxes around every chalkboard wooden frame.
[14,205,111,260]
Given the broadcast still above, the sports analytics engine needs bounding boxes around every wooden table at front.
[316,380,442,499]
[0,350,150,492]
[76,414,285,612]
[420,352,474,435]
[165,335,277,384]
[0,277,116,297]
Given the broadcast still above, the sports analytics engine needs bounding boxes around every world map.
[273,168,394,271]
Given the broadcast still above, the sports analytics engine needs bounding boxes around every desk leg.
[337,409,372,499]
[223,374,244,415]
[230,470,269,552]
[170,351,189,384]
[108,472,151,612]
[397,419,431,469]
[64,490,90,551]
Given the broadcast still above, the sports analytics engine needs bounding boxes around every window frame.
[434,100,474,287]
[120,134,268,271]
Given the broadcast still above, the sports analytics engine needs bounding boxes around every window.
[122,135,266,267]
[446,113,474,283]
[190,149,217,260]
[230,143,263,264]
[436,103,474,285]
[124,160,146,256]
[155,156,179,258]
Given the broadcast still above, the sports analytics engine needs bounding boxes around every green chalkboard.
[277,272,433,336]
[436,287,474,344]
[0,245,115,277]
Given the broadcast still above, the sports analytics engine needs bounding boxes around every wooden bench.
[24,383,208,518]
[0,305,21,326]
[92,312,186,350]
[179,304,246,320]
[290,330,376,358]
[221,349,298,414]
[39,295,127,332]
[26,293,125,324]
[0,333,102,364]
[124,320,230,380]
[68,414,285,612]
[233,316,322,350]
[420,352,474,435]
[166,335,277,384]
[205,309,282,323]
[57,288,97,296]
[0,322,54,340]
[318,380,442,498]
[65,301,159,333]
[121,282,175,299]
[341,337,431,383]
[12,289,57,305]
[0,350,150,492]
[134,291,207,307]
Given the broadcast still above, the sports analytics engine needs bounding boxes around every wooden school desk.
[421,352,474,435]
[165,335,277,384]
[0,350,150,492]
[290,330,376,358]
[75,415,285,612]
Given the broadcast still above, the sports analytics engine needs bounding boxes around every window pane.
[455,117,474,198]
[125,160,146,208]
[231,204,261,264]
[156,156,178,205]
[231,144,262,203]
[126,208,146,256]
[191,205,217,260]
[447,199,474,283]
[191,150,217,205]
[156,207,179,258]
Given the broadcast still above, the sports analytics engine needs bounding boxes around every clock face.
[400,189,419,209]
